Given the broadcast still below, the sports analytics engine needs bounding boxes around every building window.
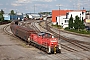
[65,20,68,23]
[56,17,57,22]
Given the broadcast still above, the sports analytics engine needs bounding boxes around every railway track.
[61,44,78,52]
[2,21,90,60]
[39,20,90,44]
[38,20,90,59]
[29,20,79,52]
[50,26,90,45]
[39,19,90,51]
[3,24,14,36]
[48,27,90,51]
[37,20,80,52]
[31,22,41,33]
[2,23,32,47]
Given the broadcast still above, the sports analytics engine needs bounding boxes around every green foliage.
[26,14,29,18]
[64,27,90,35]
[10,10,16,15]
[67,15,86,34]
[74,16,80,29]
[0,12,4,22]
[52,24,62,29]
[69,14,73,29]
[64,27,69,30]
[0,9,4,14]
[74,15,85,30]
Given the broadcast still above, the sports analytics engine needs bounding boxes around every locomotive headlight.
[52,43,53,44]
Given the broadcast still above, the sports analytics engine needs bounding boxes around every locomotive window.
[45,34,51,38]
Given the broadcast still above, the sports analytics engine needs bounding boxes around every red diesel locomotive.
[10,21,61,54]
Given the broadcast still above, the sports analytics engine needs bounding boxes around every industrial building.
[3,13,23,21]
[26,13,41,20]
[52,10,86,28]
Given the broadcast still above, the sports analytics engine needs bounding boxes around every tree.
[69,14,73,29]
[26,14,29,19]
[0,12,4,22]
[74,16,80,29]
[10,10,15,15]
[74,15,85,30]
[80,17,85,30]
[0,9,4,14]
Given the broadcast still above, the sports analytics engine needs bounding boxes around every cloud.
[11,0,56,7]
[35,4,52,9]
[68,0,73,2]
[11,0,32,7]
[15,0,31,4]
[32,0,53,2]
[11,3,22,6]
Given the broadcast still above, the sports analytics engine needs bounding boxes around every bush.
[64,27,69,30]
[64,27,90,35]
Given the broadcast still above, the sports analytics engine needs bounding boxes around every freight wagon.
[10,21,61,54]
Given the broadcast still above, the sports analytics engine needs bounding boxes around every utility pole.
[34,4,36,13]
[56,4,62,40]
[56,4,62,53]
[77,0,80,10]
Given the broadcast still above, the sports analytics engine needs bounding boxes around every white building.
[26,13,41,20]
[56,11,86,28]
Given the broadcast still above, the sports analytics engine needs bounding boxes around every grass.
[52,24,62,29]
[64,27,90,35]
[51,24,90,35]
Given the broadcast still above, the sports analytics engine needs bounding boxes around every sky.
[0,0,90,13]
